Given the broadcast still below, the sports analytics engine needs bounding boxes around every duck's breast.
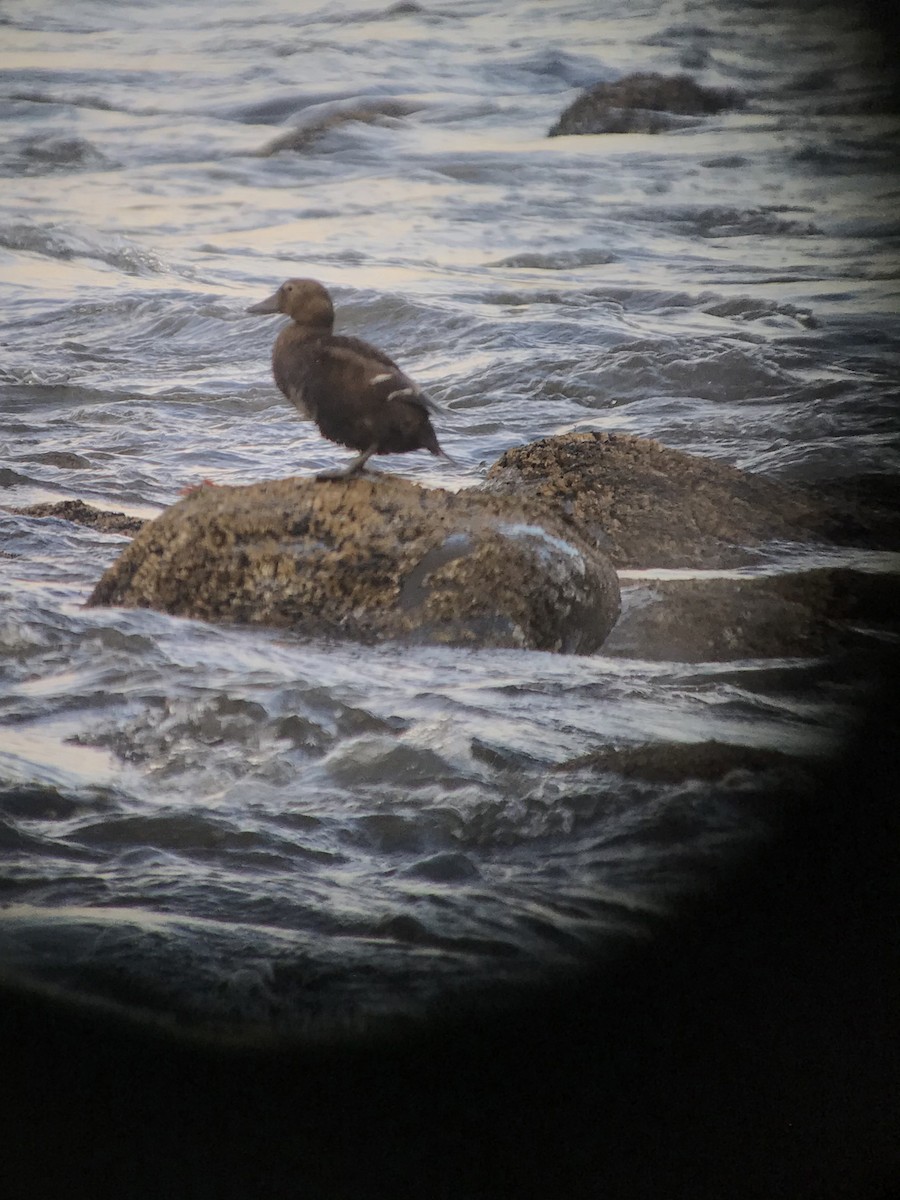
[272,326,322,419]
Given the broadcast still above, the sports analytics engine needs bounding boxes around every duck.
[246,278,446,479]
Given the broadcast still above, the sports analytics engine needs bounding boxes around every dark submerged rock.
[256,98,421,155]
[807,473,900,551]
[548,72,742,136]
[556,740,817,787]
[404,852,480,883]
[87,475,620,655]
[17,134,110,172]
[382,2,425,16]
[603,570,900,662]
[18,451,93,469]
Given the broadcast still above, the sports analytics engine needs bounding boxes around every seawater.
[1,0,898,1030]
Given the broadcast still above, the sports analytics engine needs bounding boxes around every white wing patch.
[368,369,420,404]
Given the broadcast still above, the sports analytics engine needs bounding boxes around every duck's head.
[247,278,334,329]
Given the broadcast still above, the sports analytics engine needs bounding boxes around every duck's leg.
[179,478,219,495]
[315,444,379,481]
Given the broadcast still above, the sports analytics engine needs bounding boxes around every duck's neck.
[290,320,332,341]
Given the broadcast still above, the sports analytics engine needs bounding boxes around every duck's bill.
[246,291,281,314]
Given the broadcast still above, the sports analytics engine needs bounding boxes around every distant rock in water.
[382,1,425,15]
[12,134,110,173]
[256,97,422,155]
[548,73,742,136]
[487,248,616,270]
[555,740,816,786]
[9,499,146,537]
[16,450,94,469]
[88,475,620,655]
[483,431,819,569]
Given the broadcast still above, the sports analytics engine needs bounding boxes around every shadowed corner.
[2,646,898,1200]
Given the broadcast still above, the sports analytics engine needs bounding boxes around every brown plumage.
[246,278,446,479]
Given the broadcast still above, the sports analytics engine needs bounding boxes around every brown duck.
[247,278,446,479]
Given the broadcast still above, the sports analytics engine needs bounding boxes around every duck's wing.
[326,335,442,413]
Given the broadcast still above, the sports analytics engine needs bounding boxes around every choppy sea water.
[1,0,898,1031]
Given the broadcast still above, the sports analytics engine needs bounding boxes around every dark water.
[1,0,898,1031]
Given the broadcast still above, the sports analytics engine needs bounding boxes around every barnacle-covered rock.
[483,431,820,569]
[87,475,620,654]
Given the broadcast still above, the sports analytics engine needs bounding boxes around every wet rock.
[9,499,146,537]
[15,134,110,173]
[548,72,742,137]
[17,451,93,469]
[556,740,817,786]
[87,475,620,654]
[0,468,33,488]
[483,431,820,570]
[0,785,84,821]
[603,570,900,662]
[256,97,421,155]
[487,249,616,269]
[404,852,480,883]
[808,473,900,552]
[383,1,425,14]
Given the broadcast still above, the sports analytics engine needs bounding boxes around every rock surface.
[484,431,820,569]
[548,72,742,137]
[555,740,817,787]
[87,475,620,654]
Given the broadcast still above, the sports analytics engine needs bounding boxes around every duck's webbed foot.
[315,445,378,481]
[180,478,219,495]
